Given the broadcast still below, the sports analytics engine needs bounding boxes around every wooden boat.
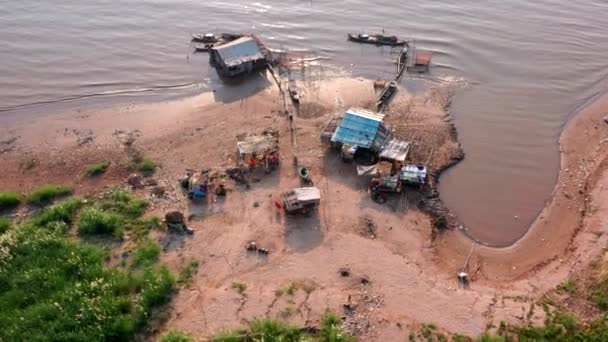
[191,33,218,43]
[288,80,300,103]
[193,43,213,52]
[347,33,407,46]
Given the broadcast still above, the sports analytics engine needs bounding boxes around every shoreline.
[1,75,607,338]
[435,91,608,282]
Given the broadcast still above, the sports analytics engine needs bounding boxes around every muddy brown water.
[1,0,608,246]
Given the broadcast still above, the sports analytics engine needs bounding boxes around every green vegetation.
[100,188,148,219]
[26,184,72,206]
[559,280,578,294]
[161,330,194,342]
[87,160,111,176]
[178,260,200,287]
[591,272,608,311]
[129,151,157,176]
[231,282,247,295]
[0,191,21,210]
[0,196,176,341]
[132,239,161,267]
[212,313,354,342]
[139,159,157,176]
[0,218,10,234]
[79,207,123,238]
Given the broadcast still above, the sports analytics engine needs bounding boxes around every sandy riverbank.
[1,74,607,339]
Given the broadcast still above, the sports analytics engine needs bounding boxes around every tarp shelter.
[236,131,279,170]
[237,135,275,155]
[331,108,390,151]
[379,139,410,162]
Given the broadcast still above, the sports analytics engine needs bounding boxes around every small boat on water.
[193,43,213,53]
[347,33,407,46]
[288,80,300,104]
[191,33,218,43]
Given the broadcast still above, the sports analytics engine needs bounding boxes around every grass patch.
[0,218,11,234]
[0,196,176,341]
[0,191,21,210]
[78,207,123,238]
[26,184,72,206]
[86,160,111,176]
[231,282,247,295]
[139,159,157,176]
[559,280,578,294]
[178,260,200,287]
[100,188,148,219]
[128,151,157,177]
[213,314,354,342]
[161,330,194,342]
[132,239,161,268]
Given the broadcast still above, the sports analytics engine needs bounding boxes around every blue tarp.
[331,108,388,150]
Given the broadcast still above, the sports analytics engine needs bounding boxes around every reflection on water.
[1,0,608,246]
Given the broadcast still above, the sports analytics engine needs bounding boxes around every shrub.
[139,159,157,176]
[0,218,10,234]
[78,207,122,237]
[132,239,161,267]
[86,161,111,176]
[100,189,148,219]
[559,280,577,294]
[161,330,194,342]
[321,313,354,342]
[0,194,175,341]
[0,191,21,209]
[26,185,72,206]
[31,198,81,228]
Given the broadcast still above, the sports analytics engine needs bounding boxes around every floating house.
[210,36,268,77]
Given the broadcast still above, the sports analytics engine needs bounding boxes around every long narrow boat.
[347,33,407,46]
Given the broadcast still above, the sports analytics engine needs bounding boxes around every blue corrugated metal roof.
[331,108,388,149]
[213,37,264,67]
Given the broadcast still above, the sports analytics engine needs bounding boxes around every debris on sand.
[359,216,377,239]
[127,173,144,189]
[339,268,351,277]
[246,241,269,255]
[342,288,385,337]
[113,129,141,147]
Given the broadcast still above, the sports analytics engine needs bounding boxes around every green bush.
[100,189,148,219]
[78,207,123,237]
[139,159,157,176]
[132,239,161,267]
[559,280,577,294]
[0,218,11,234]
[86,161,111,176]
[0,194,176,341]
[0,191,21,209]
[161,330,194,342]
[31,198,81,228]
[212,316,354,342]
[26,185,72,206]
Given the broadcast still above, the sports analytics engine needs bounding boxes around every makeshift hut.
[236,130,279,172]
[330,107,390,152]
[210,36,268,77]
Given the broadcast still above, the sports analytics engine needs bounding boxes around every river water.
[1,0,607,246]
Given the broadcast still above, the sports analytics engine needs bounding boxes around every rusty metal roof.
[213,37,265,67]
[415,50,433,65]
